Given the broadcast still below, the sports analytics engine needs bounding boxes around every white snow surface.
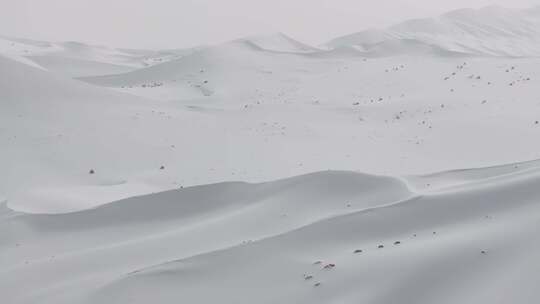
[3,5,540,304]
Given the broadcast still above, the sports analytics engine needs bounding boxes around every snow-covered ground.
[2,5,540,304]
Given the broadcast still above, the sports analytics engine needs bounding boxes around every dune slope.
[2,165,540,303]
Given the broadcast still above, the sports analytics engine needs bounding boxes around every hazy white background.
[1,0,539,48]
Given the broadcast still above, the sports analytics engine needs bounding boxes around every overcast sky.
[1,0,539,49]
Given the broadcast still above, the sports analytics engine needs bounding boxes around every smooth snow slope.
[0,54,218,213]
[2,163,540,303]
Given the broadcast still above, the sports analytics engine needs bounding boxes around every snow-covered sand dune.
[327,6,540,57]
[4,23,540,212]
[0,53,219,213]
[3,5,540,303]
[2,163,540,303]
